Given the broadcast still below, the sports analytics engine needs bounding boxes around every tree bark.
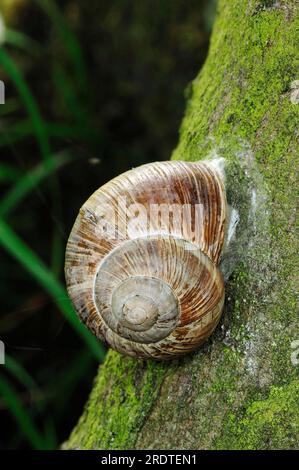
[64,0,299,450]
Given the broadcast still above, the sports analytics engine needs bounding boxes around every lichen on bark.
[64,0,299,450]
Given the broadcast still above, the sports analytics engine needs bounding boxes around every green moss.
[172,0,299,381]
[216,380,299,449]
[63,351,167,449]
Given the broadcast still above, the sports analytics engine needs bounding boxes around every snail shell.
[65,161,226,360]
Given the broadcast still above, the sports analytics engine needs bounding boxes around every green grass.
[0,374,49,449]
[0,151,73,217]
[0,120,92,147]
[0,219,105,361]
[5,354,38,391]
[52,62,99,151]
[0,0,104,357]
[4,28,43,56]
[3,351,95,448]
[0,0,105,449]
[0,48,51,167]
[0,163,21,183]
[35,0,89,95]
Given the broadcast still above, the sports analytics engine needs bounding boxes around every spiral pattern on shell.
[65,161,227,360]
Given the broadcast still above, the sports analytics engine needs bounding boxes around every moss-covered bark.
[64,0,299,450]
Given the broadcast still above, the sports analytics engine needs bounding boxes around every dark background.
[0,0,217,449]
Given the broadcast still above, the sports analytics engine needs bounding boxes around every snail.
[65,160,227,360]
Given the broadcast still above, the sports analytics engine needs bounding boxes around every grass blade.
[5,355,37,391]
[35,0,89,94]
[0,120,32,147]
[5,355,54,434]
[0,373,47,449]
[0,48,51,166]
[0,163,21,183]
[52,63,98,151]
[0,120,92,147]
[0,151,72,217]
[5,28,43,56]
[0,219,105,361]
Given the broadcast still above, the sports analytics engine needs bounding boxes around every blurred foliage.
[0,0,217,449]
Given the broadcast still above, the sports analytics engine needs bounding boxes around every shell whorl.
[65,161,227,360]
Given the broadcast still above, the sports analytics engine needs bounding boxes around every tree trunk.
[64,0,299,450]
